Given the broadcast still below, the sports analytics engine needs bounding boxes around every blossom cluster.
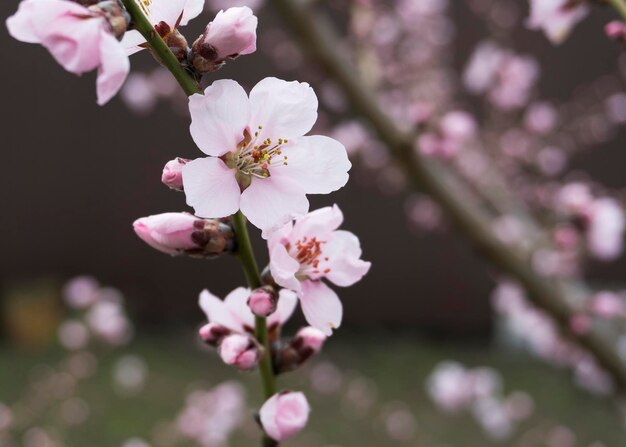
[6,0,371,442]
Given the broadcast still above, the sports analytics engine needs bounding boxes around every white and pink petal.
[275,135,350,194]
[189,80,251,156]
[298,280,342,336]
[249,77,318,140]
[182,157,241,218]
[240,175,309,232]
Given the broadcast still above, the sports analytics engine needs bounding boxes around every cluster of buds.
[133,213,235,259]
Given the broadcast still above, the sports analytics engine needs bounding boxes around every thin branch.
[119,2,278,444]
[608,0,626,22]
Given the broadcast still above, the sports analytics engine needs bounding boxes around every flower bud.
[190,7,257,72]
[133,213,235,258]
[156,24,189,62]
[199,322,231,347]
[276,327,326,373]
[247,286,278,317]
[162,158,189,191]
[259,391,310,442]
[219,334,261,371]
[606,21,626,41]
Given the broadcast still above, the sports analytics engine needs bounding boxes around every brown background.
[0,1,624,335]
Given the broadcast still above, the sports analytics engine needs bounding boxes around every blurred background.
[2,0,626,446]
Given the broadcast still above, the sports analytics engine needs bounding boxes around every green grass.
[1,332,623,446]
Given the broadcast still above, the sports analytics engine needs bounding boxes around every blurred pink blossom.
[259,391,310,442]
[526,0,588,45]
[6,0,129,105]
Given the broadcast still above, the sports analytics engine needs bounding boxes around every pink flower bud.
[219,334,260,371]
[277,327,326,373]
[259,391,310,442]
[190,7,257,71]
[605,21,626,40]
[161,158,189,191]
[589,292,625,318]
[133,213,235,258]
[199,322,231,346]
[294,327,326,354]
[247,286,277,317]
[440,111,476,142]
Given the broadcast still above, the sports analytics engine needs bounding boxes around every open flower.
[6,0,130,105]
[121,0,205,54]
[183,78,351,231]
[526,0,588,45]
[199,287,297,334]
[268,205,371,335]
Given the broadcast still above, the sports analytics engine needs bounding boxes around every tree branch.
[271,0,626,392]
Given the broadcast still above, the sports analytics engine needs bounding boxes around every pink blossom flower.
[218,334,260,370]
[259,391,310,442]
[268,205,371,335]
[293,326,326,354]
[586,198,625,261]
[247,287,276,317]
[463,41,539,111]
[183,78,351,231]
[176,382,245,446]
[121,0,205,54]
[196,6,257,61]
[526,0,588,45]
[162,158,189,191]
[6,0,130,105]
[133,212,235,257]
[606,21,626,40]
[589,292,625,319]
[199,287,297,333]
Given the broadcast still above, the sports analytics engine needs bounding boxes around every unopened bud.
[199,322,231,346]
[88,1,128,39]
[277,327,326,373]
[259,391,310,442]
[158,25,189,62]
[133,213,235,258]
[606,21,626,41]
[219,334,261,371]
[189,7,257,72]
[248,286,278,317]
[162,157,189,191]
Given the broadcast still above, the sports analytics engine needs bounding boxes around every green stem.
[120,0,201,96]
[119,2,278,442]
[232,212,278,447]
[608,0,626,22]
[232,212,277,398]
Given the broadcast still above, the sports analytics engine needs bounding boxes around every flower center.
[232,126,289,180]
[290,236,331,280]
